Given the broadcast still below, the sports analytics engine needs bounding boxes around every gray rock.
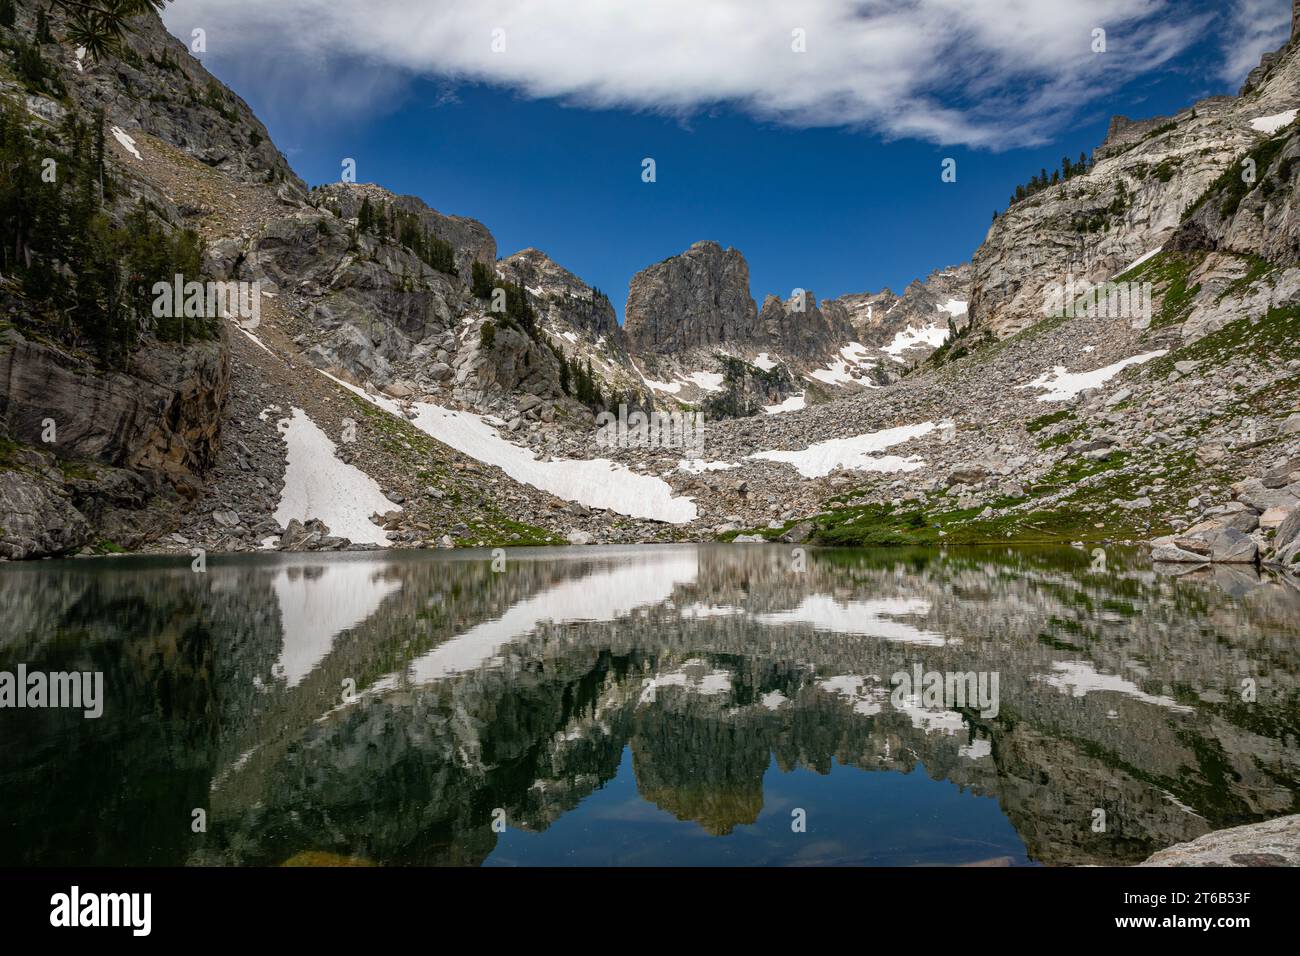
[1119,496,1152,510]
[1151,543,1210,564]
[1140,815,1300,867]
[1233,478,1300,513]
[1204,527,1259,564]
[624,241,759,355]
[1268,509,1300,566]
[0,470,91,560]
[947,464,989,485]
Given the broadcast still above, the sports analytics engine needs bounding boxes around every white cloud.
[1219,0,1292,85]
[165,0,1213,147]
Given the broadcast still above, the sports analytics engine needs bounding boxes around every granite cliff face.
[621,240,970,408]
[757,290,857,363]
[968,28,1300,339]
[0,3,246,558]
[624,240,759,357]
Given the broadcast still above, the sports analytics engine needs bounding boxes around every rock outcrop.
[969,36,1300,338]
[0,329,227,486]
[827,263,971,370]
[624,241,759,356]
[756,290,857,363]
[1140,814,1300,866]
[312,182,496,280]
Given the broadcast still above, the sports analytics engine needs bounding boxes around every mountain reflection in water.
[1,545,1298,867]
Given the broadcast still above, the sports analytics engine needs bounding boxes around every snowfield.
[936,298,968,317]
[1251,109,1298,134]
[683,370,725,392]
[110,126,142,161]
[643,378,682,394]
[809,342,876,386]
[883,322,950,362]
[273,407,396,545]
[1016,350,1167,402]
[748,422,937,478]
[322,372,698,523]
[763,392,806,414]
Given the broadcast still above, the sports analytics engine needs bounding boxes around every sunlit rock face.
[969,30,1300,339]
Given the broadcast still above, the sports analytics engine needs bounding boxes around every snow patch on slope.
[883,323,950,362]
[1251,109,1298,134]
[1112,246,1163,279]
[322,372,697,523]
[1016,350,1167,402]
[763,392,806,414]
[273,408,394,545]
[748,422,936,478]
[110,126,142,161]
[683,371,725,392]
[809,342,876,386]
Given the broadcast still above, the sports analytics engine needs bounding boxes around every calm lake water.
[1,544,1298,867]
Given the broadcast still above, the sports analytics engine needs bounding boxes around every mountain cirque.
[0,4,1296,578]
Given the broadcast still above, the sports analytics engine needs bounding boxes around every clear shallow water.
[1,544,1298,867]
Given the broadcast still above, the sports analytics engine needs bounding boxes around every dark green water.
[1,544,1297,867]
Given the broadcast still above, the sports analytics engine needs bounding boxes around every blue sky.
[165,0,1291,319]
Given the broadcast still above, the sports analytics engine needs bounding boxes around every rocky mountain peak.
[499,247,619,339]
[824,263,970,367]
[624,240,758,357]
[756,289,858,363]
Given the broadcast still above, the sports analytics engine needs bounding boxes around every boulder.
[947,464,989,485]
[1268,509,1300,566]
[1260,506,1291,530]
[0,470,91,560]
[1233,478,1300,513]
[1140,815,1300,867]
[1204,527,1259,564]
[1151,543,1210,564]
